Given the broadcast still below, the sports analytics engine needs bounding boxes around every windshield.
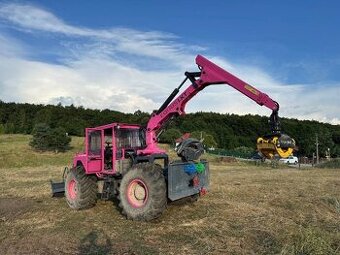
[115,128,145,150]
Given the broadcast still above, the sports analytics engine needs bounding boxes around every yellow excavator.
[256,110,295,159]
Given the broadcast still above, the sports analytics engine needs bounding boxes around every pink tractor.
[52,55,295,221]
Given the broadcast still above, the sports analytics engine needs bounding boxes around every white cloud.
[0,3,339,125]
[0,3,197,67]
[0,33,26,57]
[0,3,169,39]
[0,54,174,112]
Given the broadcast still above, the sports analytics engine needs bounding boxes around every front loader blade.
[50,180,65,197]
[51,167,68,197]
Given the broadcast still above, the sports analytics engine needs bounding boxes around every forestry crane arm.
[138,55,294,158]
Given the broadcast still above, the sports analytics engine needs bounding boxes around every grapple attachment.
[256,134,295,159]
[176,138,205,161]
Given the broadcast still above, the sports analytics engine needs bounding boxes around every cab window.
[88,131,101,156]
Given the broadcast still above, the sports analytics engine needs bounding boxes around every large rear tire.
[65,166,97,210]
[118,163,167,221]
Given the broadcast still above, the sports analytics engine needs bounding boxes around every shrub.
[191,131,218,149]
[159,128,182,144]
[318,158,340,169]
[30,123,71,152]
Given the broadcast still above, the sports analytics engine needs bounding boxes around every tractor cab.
[74,123,145,175]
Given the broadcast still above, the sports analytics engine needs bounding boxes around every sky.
[0,0,339,124]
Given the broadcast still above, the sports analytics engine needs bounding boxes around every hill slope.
[1,101,339,157]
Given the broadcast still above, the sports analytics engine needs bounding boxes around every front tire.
[65,166,97,210]
[118,163,167,221]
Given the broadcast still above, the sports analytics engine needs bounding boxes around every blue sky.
[0,1,339,124]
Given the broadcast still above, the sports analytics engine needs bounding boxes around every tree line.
[1,100,339,157]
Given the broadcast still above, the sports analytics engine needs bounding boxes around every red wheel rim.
[126,179,148,208]
[68,179,77,200]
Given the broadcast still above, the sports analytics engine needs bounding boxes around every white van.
[279,156,298,164]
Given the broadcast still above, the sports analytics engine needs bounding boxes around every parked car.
[279,156,298,164]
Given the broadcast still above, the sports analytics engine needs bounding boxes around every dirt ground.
[0,162,339,255]
[0,135,339,254]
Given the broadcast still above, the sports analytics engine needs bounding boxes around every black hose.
[62,166,69,180]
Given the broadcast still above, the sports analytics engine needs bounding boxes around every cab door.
[102,127,115,174]
[86,128,103,173]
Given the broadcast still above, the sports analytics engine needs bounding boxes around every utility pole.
[315,134,319,164]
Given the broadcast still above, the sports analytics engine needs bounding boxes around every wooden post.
[315,134,319,165]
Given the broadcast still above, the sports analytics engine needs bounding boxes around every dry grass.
[0,134,84,168]
[0,134,339,254]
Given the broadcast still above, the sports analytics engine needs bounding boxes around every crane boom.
[196,55,279,110]
[138,55,293,157]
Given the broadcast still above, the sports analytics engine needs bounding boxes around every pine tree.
[30,123,51,151]
[30,123,71,152]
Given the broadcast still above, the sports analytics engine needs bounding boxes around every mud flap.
[50,167,68,197]
[167,160,209,201]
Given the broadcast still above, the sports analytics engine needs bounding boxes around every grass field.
[0,134,339,254]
